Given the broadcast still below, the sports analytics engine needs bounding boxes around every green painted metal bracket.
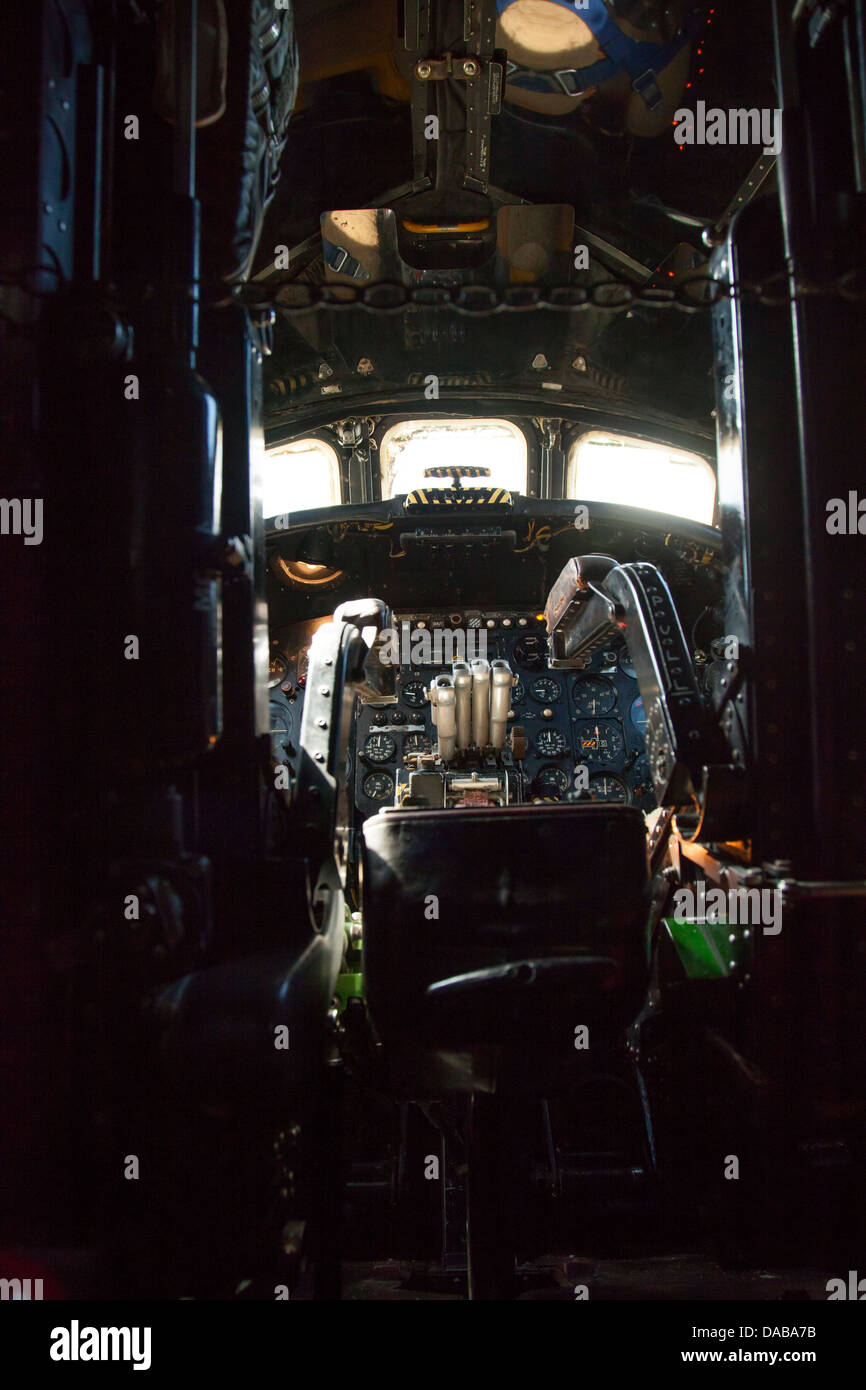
[663,915,746,980]
[335,971,364,1013]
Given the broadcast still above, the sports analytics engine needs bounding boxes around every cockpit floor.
[342,1256,832,1301]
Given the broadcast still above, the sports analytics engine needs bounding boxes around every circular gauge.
[631,753,655,805]
[573,675,617,716]
[535,727,568,758]
[402,680,428,709]
[511,679,526,704]
[619,647,636,678]
[630,695,647,735]
[403,732,433,756]
[586,774,628,803]
[575,719,626,764]
[363,732,396,764]
[513,633,547,670]
[269,699,295,762]
[363,771,394,803]
[534,765,569,797]
[529,676,561,704]
[269,651,289,689]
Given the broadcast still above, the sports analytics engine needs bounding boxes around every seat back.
[361,802,650,1052]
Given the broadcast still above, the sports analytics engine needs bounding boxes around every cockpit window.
[263,438,341,518]
[566,430,717,526]
[379,419,528,499]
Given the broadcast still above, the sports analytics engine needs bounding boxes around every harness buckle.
[632,68,663,110]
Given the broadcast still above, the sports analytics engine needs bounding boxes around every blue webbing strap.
[497,0,701,109]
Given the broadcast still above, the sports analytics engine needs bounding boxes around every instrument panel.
[352,611,657,816]
[267,612,656,818]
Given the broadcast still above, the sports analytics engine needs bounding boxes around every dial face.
[511,679,526,704]
[573,675,617,716]
[534,765,569,797]
[513,634,547,670]
[630,695,647,735]
[586,774,628,803]
[269,651,289,688]
[631,753,655,805]
[619,647,636,678]
[363,732,396,763]
[535,727,568,758]
[403,732,433,756]
[402,680,428,709]
[363,771,394,803]
[530,676,561,704]
[269,700,295,761]
[575,719,626,764]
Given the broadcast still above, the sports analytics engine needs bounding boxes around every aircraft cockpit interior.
[3,0,866,1330]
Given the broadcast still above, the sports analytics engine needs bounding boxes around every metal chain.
[241,269,866,317]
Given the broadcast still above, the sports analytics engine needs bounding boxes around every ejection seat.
[361,798,652,1299]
